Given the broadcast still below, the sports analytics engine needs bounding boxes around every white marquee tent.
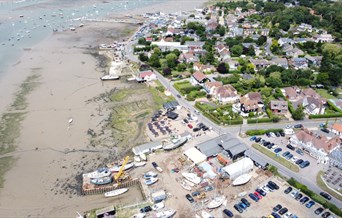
[183,147,207,164]
[222,157,253,179]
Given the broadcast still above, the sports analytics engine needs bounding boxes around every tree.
[176,63,187,72]
[316,72,329,85]
[138,53,148,62]
[256,35,267,46]
[165,53,177,68]
[153,47,161,55]
[217,62,229,74]
[138,37,147,45]
[162,67,172,76]
[247,45,255,57]
[149,53,161,68]
[172,49,181,57]
[266,77,282,88]
[230,45,243,57]
[292,106,305,120]
[216,25,226,37]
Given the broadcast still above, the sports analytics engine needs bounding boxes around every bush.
[327,100,342,113]
[246,128,283,136]
[247,118,273,124]
[309,113,342,119]
[288,101,295,114]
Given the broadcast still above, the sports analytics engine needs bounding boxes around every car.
[273,204,282,212]
[241,198,250,207]
[300,196,309,204]
[204,185,214,192]
[278,207,288,215]
[286,154,293,160]
[140,206,152,213]
[286,144,295,150]
[294,124,303,128]
[266,132,271,137]
[270,132,276,137]
[197,123,204,128]
[321,212,331,218]
[183,118,189,123]
[291,156,298,162]
[300,160,310,168]
[152,162,158,168]
[280,131,285,137]
[271,212,281,218]
[295,193,303,200]
[321,128,330,133]
[284,187,292,194]
[202,126,209,131]
[275,132,281,137]
[238,202,247,210]
[274,148,282,153]
[291,215,298,218]
[295,159,304,165]
[320,192,332,200]
[267,143,274,149]
[193,127,201,132]
[256,188,267,196]
[186,194,194,203]
[282,151,290,157]
[305,200,315,208]
[266,183,275,191]
[284,212,292,218]
[262,185,271,193]
[187,124,193,129]
[192,191,200,197]
[314,207,324,215]
[176,94,181,98]
[250,136,257,141]
[268,181,279,190]
[254,191,263,199]
[223,209,234,217]
[255,137,261,142]
[234,204,243,213]
[248,193,259,202]
[296,149,304,156]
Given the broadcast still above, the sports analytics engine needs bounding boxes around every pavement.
[123,28,342,208]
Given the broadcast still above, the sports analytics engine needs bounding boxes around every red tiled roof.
[192,72,206,82]
[332,123,342,133]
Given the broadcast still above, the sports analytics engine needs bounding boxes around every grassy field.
[316,171,342,202]
[316,89,336,99]
[252,143,300,173]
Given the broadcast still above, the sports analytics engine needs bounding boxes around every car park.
[234,204,243,213]
[186,194,194,203]
[300,160,310,168]
[273,204,282,212]
[284,187,292,194]
[295,159,304,165]
[286,144,295,151]
[299,196,309,204]
[249,193,259,202]
[321,212,331,218]
[320,192,332,200]
[140,206,152,213]
[223,209,234,217]
[241,198,250,207]
[274,148,282,153]
[278,207,288,215]
[305,200,315,208]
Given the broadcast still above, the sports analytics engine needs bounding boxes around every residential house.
[297,23,312,32]
[269,100,288,115]
[215,85,239,104]
[282,86,301,101]
[203,81,223,95]
[191,71,208,85]
[330,123,342,136]
[249,58,271,69]
[240,92,264,113]
[260,28,270,36]
[278,38,294,47]
[246,92,263,103]
[242,43,257,50]
[313,34,334,43]
[302,97,325,115]
[224,59,239,71]
[185,41,205,51]
[179,52,199,63]
[290,57,308,69]
[290,129,341,161]
[151,41,187,52]
[243,28,256,36]
[206,18,218,32]
[228,26,244,37]
[271,58,289,69]
[165,27,182,36]
[138,71,157,82]
[284,46,304,57]
[302,88,321,99]
[305,55,323,67]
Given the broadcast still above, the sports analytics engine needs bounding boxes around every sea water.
[0,0,166,77]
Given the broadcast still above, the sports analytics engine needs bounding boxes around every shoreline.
[0,0,209,217]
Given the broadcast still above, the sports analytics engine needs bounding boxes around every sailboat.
[104,188,128,197]
[182,173,201,185]
[155,209,176,218]
[90,176,112,185]
[207,195,225,209]
[232,173,252,186]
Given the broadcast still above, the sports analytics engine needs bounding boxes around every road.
[124,29,342,208]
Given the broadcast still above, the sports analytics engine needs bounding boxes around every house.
[242,43,257,49]
[206,18,218,32]
[240,92,264,113]
[228,26,244,37]
[302,97,325,115]
[224,59,239,70]
[185,41,205,51]
[297,23,312,32]
[305,55,323,67]
[330,123,342,136]
[271,58,289,69]
[179,52,199,63]
[278,38,294,47]
[191,71,208,85]
[290,129,341,161]
[302,88,321,99]
[243,28,256,36]
[269,100,288,114]
[260,28,270,36]
[203,81,223,95]
[165,27,182,36]
[215,85,239,104]
[246,92,263,103]
[284,47,304,57]
[282,86,301,101]
[313,34,334,43]
[249,59,271,69]
[138,71,157,82]
[290,57,308,69]
[151,41,187,52]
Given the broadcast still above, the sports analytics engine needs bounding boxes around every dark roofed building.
[163,101,179,110]
[244,149,268,169]
[167,111,178,120]
[227,144,248,160]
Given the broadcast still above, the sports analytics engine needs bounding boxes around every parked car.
[320,192,332,200]
[286,154,293,160]
[321,128,330,133]
[270,132,276,137]
[300,160,310,168]
[280,131,285,137]
[204,185,214,192]
[262,185,271,193]
[300,196,309,204]
[140,206,152,213]
[273,204,282,212]
[283,212,292,218]
[284,187,292,194]
[314,207,324,215]
[271,212,281,218]
[274,148,282,153]
[241,198,250,207]
[255,137,261,142]
[254,191,263,199]
[296,149,304,156]
[183,119,189,123]
[291,156,298,162]
[223,209,234,218]
[282,151,290,157]
[268,181,279,190]
[248,193,259,202]
[321,212,331,218]
[256,188,267,196]
[152,162,158,168]
[192,191,200,197]
[186,194,194,203]
[305,200,315,208]
[275,132,281,137]
[266,183,276,191]
[193,127,201,132]
[176,94,181,98]
[286,144,295,151]
[295,193,303,200]
[295,159,304,165]
[238,202,247,210]
[234,204,243,213]
[250,136,257,141]
[278,207,288,215]
[266,132,271,137]
[202,126,209,131]
[290,190,299,198]
[187,124,193,129]
[294,124,303,128]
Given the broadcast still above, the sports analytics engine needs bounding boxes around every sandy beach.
[0,0,208,217]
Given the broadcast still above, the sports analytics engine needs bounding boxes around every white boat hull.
[110,162,134,172]
[207,196,225,209]
[232,174,252,186]
[134,161,146,167]
[155,209,176,218]
[201,211,214,218]
[104,188,128,197]
[182,173,201,185]
[180,181,192,191]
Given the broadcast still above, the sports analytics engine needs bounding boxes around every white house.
[215,85,239,104]
[139,71,157,82]
[330,123,342,136]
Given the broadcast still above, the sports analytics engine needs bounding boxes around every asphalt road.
[124,29,342,208]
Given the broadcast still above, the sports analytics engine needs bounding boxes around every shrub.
[247,118,273,124]
[327,100,342,113]
[245,128,283,136]
[309,113,342,119]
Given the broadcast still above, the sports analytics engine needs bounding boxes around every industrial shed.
[227,143,248,160]
[222,157,254,179]
[183,147,207,164]
[196,140,223,158]
[244,149,269,169]
[132,140,162,155]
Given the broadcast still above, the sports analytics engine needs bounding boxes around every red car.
[187,124,193,129]
[254,191,263,199]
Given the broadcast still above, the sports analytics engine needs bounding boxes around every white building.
[222,157,253,179]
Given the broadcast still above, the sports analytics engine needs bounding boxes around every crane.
[114,156,130,184]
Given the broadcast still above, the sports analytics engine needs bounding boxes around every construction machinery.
[114,156,130,184]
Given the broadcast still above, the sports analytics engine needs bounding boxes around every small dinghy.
[143,171,157,179]
[104,188,128,197]
[180,181,192,191]
[110,162,134,172]
[152,201,165,211]
[134,161,146,167]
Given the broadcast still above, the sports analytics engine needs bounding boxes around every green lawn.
[252,143,300,172]
[316,171,342,202]
[316,89,336,99]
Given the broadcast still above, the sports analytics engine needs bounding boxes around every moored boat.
[104,188,128,197]
[207,195,225,209]
[163,136,188,150]
[110,162,134,172]
[100,74,120,81]
[232,173,252,186]
[155,209,176,218]
[182,173,201,185]
[145,177,158,185]
[90,176,112,185]
[134,156,141,162]
[87,167,111,179]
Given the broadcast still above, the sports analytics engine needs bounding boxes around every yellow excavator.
[114,156,130,185]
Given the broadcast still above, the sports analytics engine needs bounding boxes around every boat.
[131,213,145,218]
[207,195,225,209]
[163,136,188,150]
[152,201,165,211]
[70,27,76,31]
[87,167,111,179]
[155,209,176,218]
[100,74,120,81]
[180,181,192,191]
[134,161,146,167]
[183,179,195,187]
[145,177,158,185]
[201,211,214,218]
[110,162,134,172]
[232,173,252,186]
[79,23,84,27]
[90,176,112,185]
[139,153,147,161]
[156,166,163,173]
[104,188,128,197]
[134,156,141,162]
[182,173,201,185]
[143,171,157,179]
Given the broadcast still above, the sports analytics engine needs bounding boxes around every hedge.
[327,100,342,113]
[247,118,273,124]
[309,113,342,119]
[288,101,295,114]
[245,128,283,136]
[287,178,342,216]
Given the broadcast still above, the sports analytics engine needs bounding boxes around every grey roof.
[196,134,232,157]
[220,138,241,150]
[163,101,179,110]
[228,143,248,157]
[132,140,162,155]
[244,149,268,168]
[185,41,205,46]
